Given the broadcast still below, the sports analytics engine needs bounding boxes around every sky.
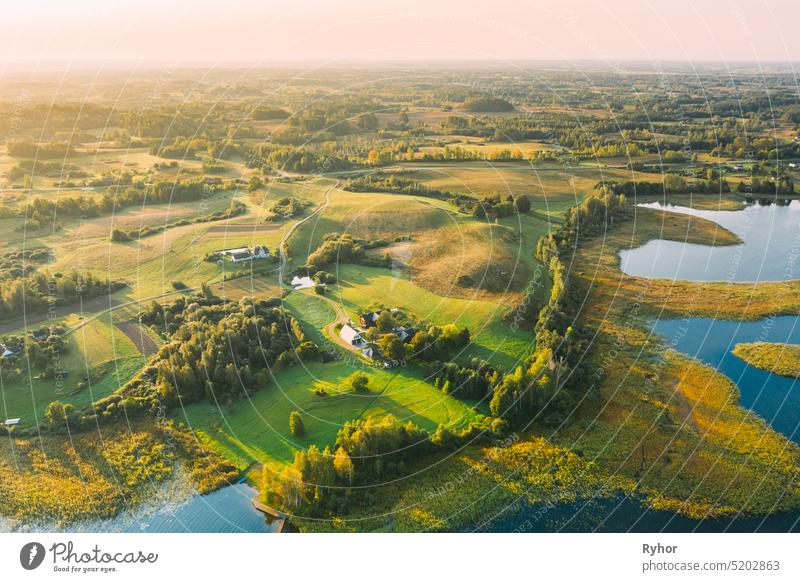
[0,0,798,67]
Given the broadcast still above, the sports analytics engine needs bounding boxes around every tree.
[44,400,75,427]
[514,194,531,214]
[247,176,263,192]
[289,411,304,436]
[378,333,405,361]
[375,310,396,333]
[431,423,458,449]
[333,446,355,483]
[201,282,216,301]
[343,371,369,393]
[110,228,130,242]
[357,113,378,131]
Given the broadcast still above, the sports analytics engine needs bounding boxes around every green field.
[331,264,534,368]
[287,187,455,263]
[0,313,147,422]
[174,359,483,470]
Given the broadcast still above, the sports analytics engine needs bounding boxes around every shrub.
[514,194,531,214]
[110,228,130,242]
[289,411,304,436]
[343,371,369,393]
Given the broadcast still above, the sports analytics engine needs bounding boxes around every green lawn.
[175,287,486,471]
[282,290,337,346]
[0,312,146,422]
[331,264,534,369]
[174,359,482,471]
[287,188,455,264]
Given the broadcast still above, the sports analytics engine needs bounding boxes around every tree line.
[0,270,120,320]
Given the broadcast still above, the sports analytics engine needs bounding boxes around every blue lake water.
[65,483,279,533]
[653,316,800,442]
[478,313,800,532]
[476,495,800,533]
[619,200,800,281]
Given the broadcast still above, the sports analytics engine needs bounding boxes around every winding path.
[277,178,339,283]
[318,293,361,355]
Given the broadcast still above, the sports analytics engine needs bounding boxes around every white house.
[339,324,364,347]
[291,276,316,289]
[3,418,20,427]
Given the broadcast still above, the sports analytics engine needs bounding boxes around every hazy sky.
[1,0,798,66]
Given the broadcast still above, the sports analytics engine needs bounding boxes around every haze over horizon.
[1,0,799,69]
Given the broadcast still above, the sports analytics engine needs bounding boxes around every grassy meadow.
[174,359,483,472]
[0,312,147,422]
[733,342,800,378]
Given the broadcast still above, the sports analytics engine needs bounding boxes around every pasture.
[0,312,147,422]
[391,162,633,217]
[331,264,535,369]
[175,359,483,471]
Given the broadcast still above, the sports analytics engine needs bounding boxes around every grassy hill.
[0,312,148,422]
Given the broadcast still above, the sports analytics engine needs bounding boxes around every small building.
[230,250,254,262]
[31,329,49,341]
[339,324,365,347]
[1,344,16,358]
[393,326,416,343]
[291,275,316,289]
[359,312,380,328]
[215,245,271,263]
[3,418,20,427]
[362,346,379,359]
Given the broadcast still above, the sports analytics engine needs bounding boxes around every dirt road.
[115,321,160,356]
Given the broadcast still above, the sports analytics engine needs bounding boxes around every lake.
[619,200,800,281]
[652,316,800,442]
[51,483,280,533]
[475,494,800,533]
[478,313,800,533]
[483,199,800,532]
